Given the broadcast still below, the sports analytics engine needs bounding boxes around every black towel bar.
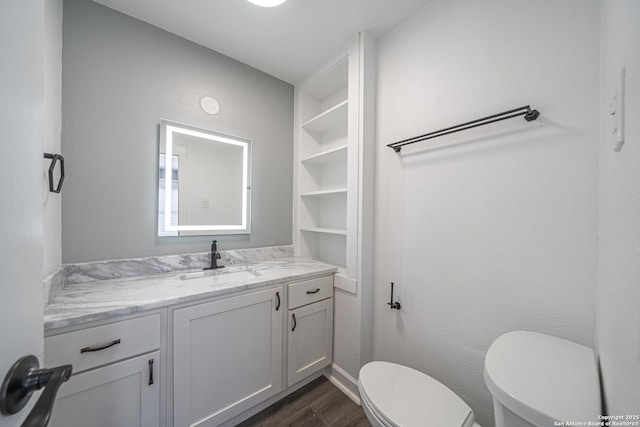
[387,105,540,153]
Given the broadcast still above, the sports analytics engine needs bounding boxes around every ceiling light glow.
[246,0,287,7]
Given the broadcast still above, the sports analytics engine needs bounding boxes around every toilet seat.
[359,388,394,427]
[359,361,475,427]
[358,383,395,427]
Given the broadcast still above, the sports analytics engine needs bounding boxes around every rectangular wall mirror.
[158,120,252,236]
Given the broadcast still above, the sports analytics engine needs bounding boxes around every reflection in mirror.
[158,120,251,236]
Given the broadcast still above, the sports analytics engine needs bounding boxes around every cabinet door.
[173,287,283,427]
[287,298,333,387]
[50,351,160,427]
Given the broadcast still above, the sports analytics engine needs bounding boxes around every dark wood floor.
[237,377,370,427]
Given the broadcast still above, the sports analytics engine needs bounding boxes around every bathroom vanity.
[43,258,336,427]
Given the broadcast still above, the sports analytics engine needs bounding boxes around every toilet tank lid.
[484,331,601,425]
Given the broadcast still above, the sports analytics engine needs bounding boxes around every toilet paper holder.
[387,282,401,310]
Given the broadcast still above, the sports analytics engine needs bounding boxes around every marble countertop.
[44,257,337,332]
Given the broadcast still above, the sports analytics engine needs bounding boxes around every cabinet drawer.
[45,313,161,374]
[288,276,333,309]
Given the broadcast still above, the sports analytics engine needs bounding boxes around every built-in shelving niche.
[296,49,360,293]
[294,34,375,399]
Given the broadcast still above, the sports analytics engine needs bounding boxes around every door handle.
[275,291,281,311]
[291,313,297,332]
[0,355,72,427]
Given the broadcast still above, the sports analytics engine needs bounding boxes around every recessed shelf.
[302,100,348,134]
[300,188,347,197]
[301,145,347,166]
[304,57,348,101]
[300,227,347,236]
[298,231,346,270]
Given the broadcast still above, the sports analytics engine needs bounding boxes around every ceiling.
[92,0,431,84]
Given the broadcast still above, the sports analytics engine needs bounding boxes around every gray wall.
[62,0,294,262]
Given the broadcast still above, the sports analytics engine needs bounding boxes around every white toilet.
[484,330,601,426]
[358,331,601,427]
[358,361,481,427]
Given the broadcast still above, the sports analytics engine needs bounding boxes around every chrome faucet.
[203,240,224,270]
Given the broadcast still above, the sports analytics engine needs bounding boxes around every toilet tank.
[484,331,601,427]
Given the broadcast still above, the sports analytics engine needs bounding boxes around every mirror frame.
[158,119,252,235]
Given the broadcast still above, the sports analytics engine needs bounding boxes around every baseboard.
[324,363,361,406]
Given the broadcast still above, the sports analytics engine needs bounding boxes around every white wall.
[373,1,600,425]
[0,0,46,424]
[597,0,640,415]
[43,0,63,276]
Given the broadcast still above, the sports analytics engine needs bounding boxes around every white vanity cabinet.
[43,269,336,427]
[172,286,284,427]
[287,276,334,387]
[44,313,162,427]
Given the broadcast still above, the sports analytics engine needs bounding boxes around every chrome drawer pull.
[306,288,320,294]
[80,339,121,353]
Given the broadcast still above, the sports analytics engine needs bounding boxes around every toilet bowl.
[358,361,481,427]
